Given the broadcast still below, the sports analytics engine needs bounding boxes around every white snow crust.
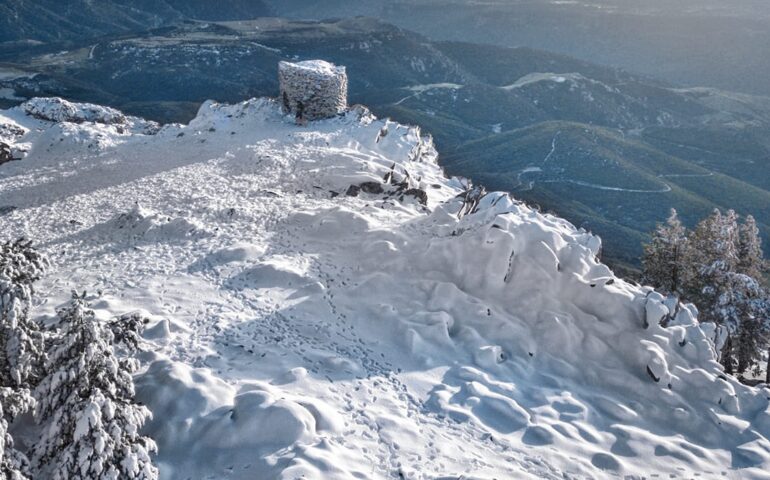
[1,96,770,479]
[286,59,346,76]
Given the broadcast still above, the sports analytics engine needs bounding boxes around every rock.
[0,123,26,140]
[22,97,127,124]
[359,181,384,194]
[403,188,428,205]
[345,185,360,197]
[456,185,487,218]
[278,60,348,121]
[0,142,13,165]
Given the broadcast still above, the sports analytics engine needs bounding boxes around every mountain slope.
[1,97,769,478]
[444,121,770,270]
[266,0,770,97]
[2,17,770,271]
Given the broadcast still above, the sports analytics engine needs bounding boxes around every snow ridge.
[1,97,769,479]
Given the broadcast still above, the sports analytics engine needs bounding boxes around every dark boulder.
[359,181,384,194]
[0,143,15,165]
[403,188,428,205]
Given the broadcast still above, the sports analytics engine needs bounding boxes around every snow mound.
[90,204,213,244]
[137,360,349,479]
[1,97,769,479]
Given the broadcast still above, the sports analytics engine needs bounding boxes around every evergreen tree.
[737,215,767,280]
[734,285,770,375]
[715,273,769,374]
[0,388,34,480]
[33,294,157,480]
[0,240,47,388]
[647,209,770,376]
[107,313,147,355]
[684,209,740,325]
[0,240,47,480]
[642,208,689,296]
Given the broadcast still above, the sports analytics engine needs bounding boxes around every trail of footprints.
[63,173,564,478]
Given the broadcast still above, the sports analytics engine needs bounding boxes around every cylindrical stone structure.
[278,60,348,121]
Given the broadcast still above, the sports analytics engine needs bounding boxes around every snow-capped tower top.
[278,60,348,122]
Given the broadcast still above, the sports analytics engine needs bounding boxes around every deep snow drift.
[1,97,769,479]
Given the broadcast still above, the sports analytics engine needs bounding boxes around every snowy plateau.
[1,96,770,479]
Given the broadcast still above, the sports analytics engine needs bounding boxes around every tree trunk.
[721,334,734,375]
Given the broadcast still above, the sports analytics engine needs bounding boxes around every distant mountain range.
[1,17,769,274]
[265,0,770,98]
[0,0,273,45]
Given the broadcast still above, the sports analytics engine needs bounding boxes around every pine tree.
[646,208,770,377]
[684,209,740,324]
[642,208,689,296]
[0,240,47,480]
[0,240,47,388]
[107,313,147,355]
[0,388,34,480]
[737,215,767,280]
[715,273,769,374]
[681,209,741,371]
[718,273,770,374]
[33,294,157,480]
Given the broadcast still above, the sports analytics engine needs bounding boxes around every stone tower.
[278,60,348,121]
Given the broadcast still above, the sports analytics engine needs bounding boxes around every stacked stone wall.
[278,60,348,121]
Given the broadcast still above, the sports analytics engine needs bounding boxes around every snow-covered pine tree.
[736,296,770,376]
[737,215,767,281]
[683,209,743,371]
[714,273,770,375]
[0,388,34,480]
[33,293,157,480]
[0,240,47,480]
[684,209,740,322]
[732,214,770,376]
[0,240,47,389]
[108,313,147,355]
[642,208,689,296]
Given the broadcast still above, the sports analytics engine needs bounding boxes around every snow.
[502,72,585,90]
[284,59,345,76]
[1,96,770,479]
[404,83,464,94]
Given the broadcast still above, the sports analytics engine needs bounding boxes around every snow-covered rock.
[1,97,769,479]
[20,97,159,134]
[22,97,128,124]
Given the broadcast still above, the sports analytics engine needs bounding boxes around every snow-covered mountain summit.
[1,97,769,479]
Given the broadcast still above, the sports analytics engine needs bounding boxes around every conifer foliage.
[643,209,770,378]
[0,240,48,480]
[0,239,158,479]
[0,239,47,388]
[642,209,689,296]
[0,387,33,480]
[33,293,157,480]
